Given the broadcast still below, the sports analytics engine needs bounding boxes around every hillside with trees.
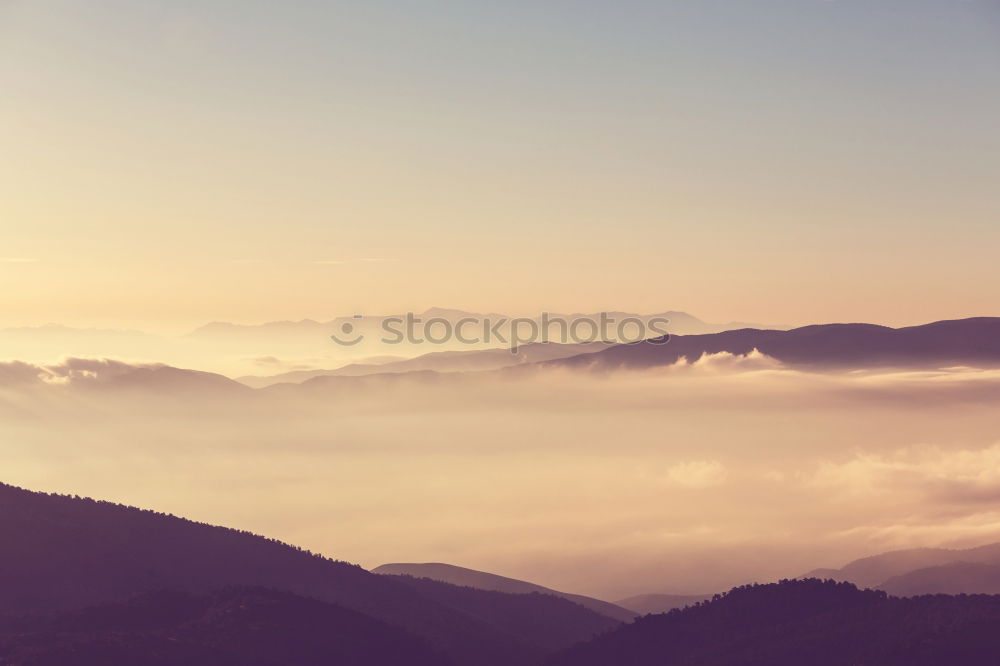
[547,579,1000,666]
[0,586,448,666]
[0,483,618,666]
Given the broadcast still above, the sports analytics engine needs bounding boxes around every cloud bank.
[3,353,1000,597]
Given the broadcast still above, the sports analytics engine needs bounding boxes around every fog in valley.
[4,352,1000,600]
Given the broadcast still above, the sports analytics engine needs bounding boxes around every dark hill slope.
[546,579,1000,666]
[0,483,618,666]
[385,574,621,651]
[374,562,636,621]
[0,586,448,666]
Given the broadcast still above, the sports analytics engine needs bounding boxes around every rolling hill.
[803,542,1000,589]
[879,562,1000,596]
[373,562,636,622]
[0,482,619,666]
[547,579,1000,666]
[614,593,714,615]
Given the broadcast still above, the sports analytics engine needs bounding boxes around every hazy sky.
[2,0,999,330]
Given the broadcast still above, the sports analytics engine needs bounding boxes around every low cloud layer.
[3,352,1000,598]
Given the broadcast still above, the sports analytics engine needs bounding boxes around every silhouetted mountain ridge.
[0,483,619,666]
[547,317,1000,370]
[614,593,714,615]
[802,542,1000,589]
[547,578,1000,666]
[0,359,248,394]
[373,563,636,621]
[238,341,614,388]
[383,575,622,652]
[880,562,1000,596]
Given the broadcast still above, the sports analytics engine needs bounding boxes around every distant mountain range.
[0,309,772,378]
[235,316,1000,388]
[11,314,999,381]
[613,592,714,615]
[0,358,250,394]
[546,317,1000,370]
[190,308,769,339]
[373,562,636,622]
[6,317,1000,396]
[880,562,1000,596]
[238,340,615,388]
[407,539,1000,620]
[191,308,775,379]
[803,542,1000,594]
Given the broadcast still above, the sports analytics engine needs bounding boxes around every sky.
[2,0,999,331]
